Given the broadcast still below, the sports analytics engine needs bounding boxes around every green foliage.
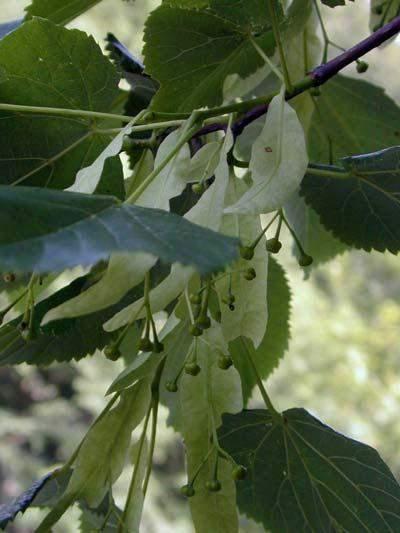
[219,408,400,531]
[1,1,400,532]
[143,2,278,112]
[0,186,238,275]
[0,19,122,190]
[302,147,400,253]
[24,0,104,25]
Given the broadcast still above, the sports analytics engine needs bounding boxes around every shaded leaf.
[0,19,122,190]
[143,3,278,112]
[302,147,400,253]
[0,186,239,275]
[219,408,400,531]
[308,75,400,164]
[25,0,104,25]
[229,257,291,404]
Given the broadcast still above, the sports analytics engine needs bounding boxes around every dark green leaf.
[302,147,400,253]
[0,18,122,190]
[0,186,238,275]
[229,258,291,404]
[219,408,400,532]
[308,75,400,164]
[25,0,104,25]
[143,2,279,112]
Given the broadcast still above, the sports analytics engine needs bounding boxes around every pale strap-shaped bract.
[224,86,308,215]
[217,177,268,348]
[180,323,243,533]
[103,130,234,332]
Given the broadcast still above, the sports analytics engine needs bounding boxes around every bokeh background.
[1,1,400,531]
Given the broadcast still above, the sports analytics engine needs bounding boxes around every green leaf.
[219,408,400,531]
[0,186,239,275]
[0,19,122,190]
[179,324,243,533]
[308,75,400,164]
[302,147,400,253]
[0,275,138,365]
[25,0,104,25]
[229,257,291,404]
[79,497,122,533]
[143,3,278,112]
[67,381,152,508]
[225,88,308,214]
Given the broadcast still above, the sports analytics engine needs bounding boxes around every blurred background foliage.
[1,1,400,531]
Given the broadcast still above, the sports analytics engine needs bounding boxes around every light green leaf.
[217,178,268,347]
[68,121,134,195]
[219,408,400,531]
[0,186,238,275]
[0,19,122,190]
[67,380,152,507]
[25,0,104,25]
[225,87,308,214]
[103,132,233,332]
[180,323,243,533]
[229,257,291,403]
[143,3,278,112]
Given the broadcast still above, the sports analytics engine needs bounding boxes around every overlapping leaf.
[0,186,238,275]
[219,408,400,531]
[0,19,122,190]
[143,1,279,112]
[25,0,104,25]
[302,147,400,253]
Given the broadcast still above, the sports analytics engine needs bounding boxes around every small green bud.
[192,182,205,195]
[138,337,154,352]
[153,341,164,353]
[218,354,233,370]
[266,238,282,254]
[232,465,248,481]
[3,273,16,283]
[185,362,201,376]
[180,484,195,498]
[244,268,256,281]
[189,293,202,305]
[298,254,313,267]
[104,345,121,361]
[309,86,321,97]
[165,381,178,393]
[189,324,203,337]
[239,246,254,260]
[196,315,211,330]
[356,60,368,74]
[206,480,222,492]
